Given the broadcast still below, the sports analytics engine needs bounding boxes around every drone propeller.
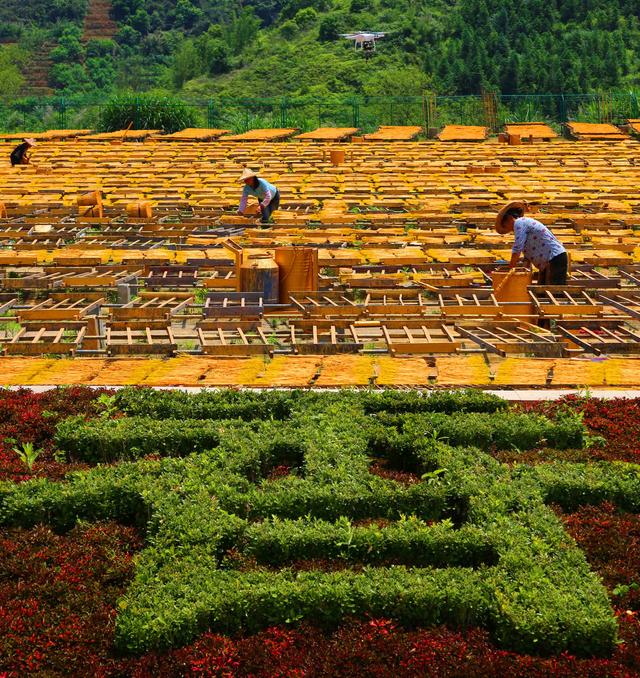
[340,32,386,40]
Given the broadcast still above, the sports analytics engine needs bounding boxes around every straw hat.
[239,167,258,182]
[23,138,37,146]
[495,200,527,234]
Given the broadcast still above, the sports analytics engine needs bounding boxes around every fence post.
[559,94,567,123]
[280,97,287,128]
[352,99,360,128]
[58,97,66,129]
[134,97,140,129]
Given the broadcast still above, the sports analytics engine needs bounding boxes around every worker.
[495,201,567,284]
[10,138,36,167]
[237,167,280,224]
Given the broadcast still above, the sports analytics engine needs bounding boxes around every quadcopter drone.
[340,31,386,56]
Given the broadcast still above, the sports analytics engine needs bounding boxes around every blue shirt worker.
[237,167,280,224]
[495,201,567,284]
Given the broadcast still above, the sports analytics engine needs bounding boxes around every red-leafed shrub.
[515,396,640,463]
[0,521,142,676]
[562,502,640,611]
[0,387,110,482]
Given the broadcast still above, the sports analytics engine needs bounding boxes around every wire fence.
[1,92,640,134]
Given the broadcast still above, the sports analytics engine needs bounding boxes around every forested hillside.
[0,0,639,97]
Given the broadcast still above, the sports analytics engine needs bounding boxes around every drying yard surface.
[1,133,640,387]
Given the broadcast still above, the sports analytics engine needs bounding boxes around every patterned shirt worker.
[495,201,567,284]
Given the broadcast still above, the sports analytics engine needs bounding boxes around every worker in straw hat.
[495,201,568,285]
[10,138,36,167]
[237,167,280,224]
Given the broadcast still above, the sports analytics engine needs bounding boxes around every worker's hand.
[257,203,263,212]
[236,210,243,216]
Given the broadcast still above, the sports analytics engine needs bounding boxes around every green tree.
[173,0,204,30]
[49,62,92,92]
[318,14,342,42]
[116,25,141,48]
[227,8,262,55]
[172,39,201,88]
[199,37,230,75]
[0,45,26,99]
[87,56,117,90]
[295,7,317,28]
[50,25,84,63]
[280,19,298,39]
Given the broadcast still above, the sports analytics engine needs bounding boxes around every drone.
[340,31,386,56]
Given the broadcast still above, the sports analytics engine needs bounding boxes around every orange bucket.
[329,149,346,165]
[126,201,153,218]
[77,190,102,206]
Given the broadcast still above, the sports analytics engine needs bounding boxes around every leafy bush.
[279,19,298,39]
[55,417,222,462]
[243,516,496,567]
[85,39,116,58]
[294,7,317,28]
[375,411,585,456]
[318,13,342,42]
[99,93,198,132]
[114,387,299,420]
[0,45,27,98]
[526,462,640,513]
[360,389,508,415]
[49,25,84,63]
[49,63,92,91]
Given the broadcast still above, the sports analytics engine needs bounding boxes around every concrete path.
[7,385,640,400]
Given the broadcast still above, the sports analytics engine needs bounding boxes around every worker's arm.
[259,188,273,209]
[510,218,526,268]
[237,188,249,215]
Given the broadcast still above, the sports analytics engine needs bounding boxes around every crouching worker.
[495,201,568,285]
[237,167,280,224]
[10,138,36,166]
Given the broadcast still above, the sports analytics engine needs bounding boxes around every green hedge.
[116,566,489,652]
[243,517,496,568]
[523,461,640,512]
[381,411,585,452]
[55,416,223,463]
[113,387,508,421]
[54,407,585,468]
[114,387,301,420]
[0,397,620,658]
[359,389,508,415]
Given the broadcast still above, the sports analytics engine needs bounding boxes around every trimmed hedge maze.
[1,388,638,658]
